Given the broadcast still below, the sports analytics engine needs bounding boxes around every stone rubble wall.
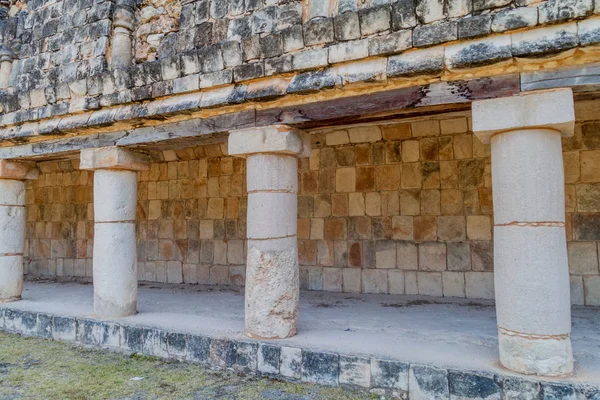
[1,0,600,132]
[23,101,600,306]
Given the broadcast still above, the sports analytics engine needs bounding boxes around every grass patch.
[0,332,376,399]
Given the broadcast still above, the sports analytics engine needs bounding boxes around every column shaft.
[93,170,138,318]
[245,154,299,339]
[473,89,575,377]
[492,128,572,376]
[0,179,26,302]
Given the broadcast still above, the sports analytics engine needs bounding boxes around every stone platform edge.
[0,307,598,399]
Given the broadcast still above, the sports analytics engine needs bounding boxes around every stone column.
[0,45,14,89]
[111,3,135,69]
[0,160,38,302]
[229,125,311,339]
[473,88,575,376]
[80,147,149,318]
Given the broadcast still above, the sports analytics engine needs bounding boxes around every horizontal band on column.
[495,221,564,228]
[498,326,570,340]
[247,234,297,241]
[0,204,25,207]
[247,189,297,195]
[95,220,136,224]
[0,252,23,256]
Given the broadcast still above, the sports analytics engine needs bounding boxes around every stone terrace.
[1,280,600,398]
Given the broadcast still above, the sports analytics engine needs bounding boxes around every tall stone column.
[229,125,311,339]
[80,147,149,318]
[473,89,575,376]
[0,160,38,302]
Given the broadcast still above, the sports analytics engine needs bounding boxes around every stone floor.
[8,280,600,385]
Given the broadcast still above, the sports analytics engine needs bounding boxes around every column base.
[0,295,21,303]
[94,296,137,319]
[498,328,573,377]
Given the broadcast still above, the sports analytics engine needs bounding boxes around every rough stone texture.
[0,0,599,136]
[20,103,600,306]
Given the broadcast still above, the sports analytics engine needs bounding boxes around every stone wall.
[2,0,600,130]
[23,101,600,306]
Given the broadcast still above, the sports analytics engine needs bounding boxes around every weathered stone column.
[473,88,575,376]
[229,125,311,339]
[111,3,135,69]
[0,160,38,302]
[80,147,149,318]
[0,45,14,89]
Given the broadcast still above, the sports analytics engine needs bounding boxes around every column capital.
[0,160,39,180]
[80,147,150,171]
[472,88,575,144]
[228,125,311,158]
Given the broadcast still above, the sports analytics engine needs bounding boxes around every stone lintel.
[228,125,311,158]
[472,88,575,144]
[0,160,39,180]
[80,147,150,171]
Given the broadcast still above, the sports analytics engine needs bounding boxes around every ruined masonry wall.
[23,100,600,306]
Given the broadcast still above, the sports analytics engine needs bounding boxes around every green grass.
[0,332,377,400]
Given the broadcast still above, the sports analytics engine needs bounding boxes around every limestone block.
[447,242,471,272]
[442,271,465,298]
[80,147,150,171]
[445,35,511,71]
[498,331,573,377]
[495,225,570,335]
[229,125,311,158]
[388,270,405,295]
[418,271,443,296]
[0,255,23,301]
[437,216,466,242]
[473,89,575,144]
[409,364,449,400]
[392,216,414,241]
[93,223,137,318]
[570,276,585,306]
[584,276,600,306]
[247,192,297,240]
[371,359,409,391]
[246,237,298,339]
[246,154,297,193]
[257,344,280,374]
[467,215,492,240]
[339,356,371,388]
[342,268,361,293]
[0,206,25,253]
[362,269,387,294]
[302,351,339,385]
[280,346,302,379]
[397,242,418,270]
[94,170,137,222]
[568,242,599,275]
[0,160,39,180]
[581,150,600,183]
[465,272,495,300]
[490,129,566,224]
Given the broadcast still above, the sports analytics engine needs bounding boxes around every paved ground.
[0,332,376,400]
[10,280,600,383]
